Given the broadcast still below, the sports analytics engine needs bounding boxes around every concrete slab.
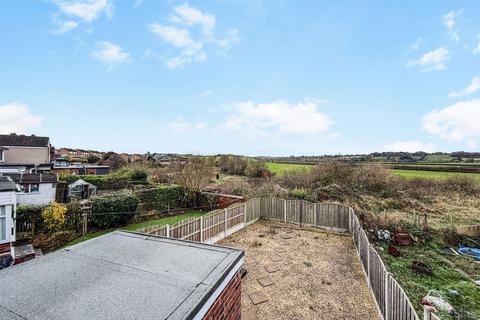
[274,246,287,253]
[257,276,275,287]
[249,291,269,305]
[264,264,281,273]
[281,233,295,239]
[270,254,282,262]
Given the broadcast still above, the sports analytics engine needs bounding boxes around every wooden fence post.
[166,224,170,238]
[224,208,228,237]
[252,200,256,219]
[244,202,247,224]
[284,199,287,223]
[200,217,204,242]
[313,203,317,227]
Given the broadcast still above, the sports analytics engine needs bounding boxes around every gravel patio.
[218,220,380,320]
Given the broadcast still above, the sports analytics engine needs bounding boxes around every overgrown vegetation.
[217,155,270,177]
[89,191,140,229]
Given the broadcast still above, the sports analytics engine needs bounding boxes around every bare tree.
[173,157,214,206]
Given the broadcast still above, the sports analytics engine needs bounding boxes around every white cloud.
[149,24,200,49]
[54,0,113,22]
[172,3,215,36]
[422,99,480,145]
[149,4,239,68]
[407,47,450,72]
[149,23,205,68]
[385,141,436,153]
[216,29,240,55]
[448,76,480,97]
[168,117,207,134]
[221,100,333,135]
[91,41,130,67]
[0,103,43,134]
[52,15,78,34]
[473,35,480,55]
[443,10,461,41]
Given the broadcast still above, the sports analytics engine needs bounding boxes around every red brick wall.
[203,271,242,320]
[216,194,245,209]
[0,243,11,256]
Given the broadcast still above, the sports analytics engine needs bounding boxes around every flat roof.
[0,231,244,320]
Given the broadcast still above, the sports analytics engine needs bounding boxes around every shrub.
[89,191,140,229]
[135,185,185,211]
[32,231,75,252]
[245,160,270,178]
[42,202,67,232]
[16,205,45,231]
[289,188,317,201]
[352,163,398,196]
[217,155,248,175]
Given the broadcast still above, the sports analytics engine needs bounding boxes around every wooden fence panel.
[369,246,387,318]
[170,217,201,241]
[285,200,299,223]
[245,198,257,223]
[387,274,418,320]
[202,209,225,242]
[226,204,245,229]
[303,201,315,225]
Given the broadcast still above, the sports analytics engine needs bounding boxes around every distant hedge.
[90,191,140,229]
[60,168,149,190]
[135,185,185,212]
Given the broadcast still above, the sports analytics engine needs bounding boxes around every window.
[0,150,4,162]
[0,206,6,241]
[30,184,40,193]
[20,184,30,193]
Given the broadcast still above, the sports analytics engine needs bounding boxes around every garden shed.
[0,231,244,320]
[68,179,97,200]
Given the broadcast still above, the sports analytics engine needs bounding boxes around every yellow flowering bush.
[42,202,67,232]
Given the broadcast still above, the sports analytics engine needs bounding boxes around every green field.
[392,169,480,181]
[266,162,313,176]
[66,211,204,247]
[266,161,480,181]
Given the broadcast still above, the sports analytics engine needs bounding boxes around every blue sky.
[1,1,480,156]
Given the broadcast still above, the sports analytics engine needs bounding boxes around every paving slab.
[257,276,275,287]
[274,246,287,253]
[264,264,281,273]
[281,233,295,239]
[270,254,283,262]
[284,229,294,234]
[276,239,289,246]
[249,291,269,305]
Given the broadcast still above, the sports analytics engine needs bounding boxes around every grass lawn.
[66,211,204,247]
[392,169,480,181]
[378,237,480,319]
[266,162,314,176]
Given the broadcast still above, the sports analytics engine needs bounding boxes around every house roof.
[5,173,57,184]
[0,176,15,192]
[0,134,49,147]
[0,231,244,320]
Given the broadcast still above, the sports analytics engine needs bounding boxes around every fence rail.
[140,197,421,320]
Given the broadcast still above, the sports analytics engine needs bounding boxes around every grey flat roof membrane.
[0,231,244,320]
